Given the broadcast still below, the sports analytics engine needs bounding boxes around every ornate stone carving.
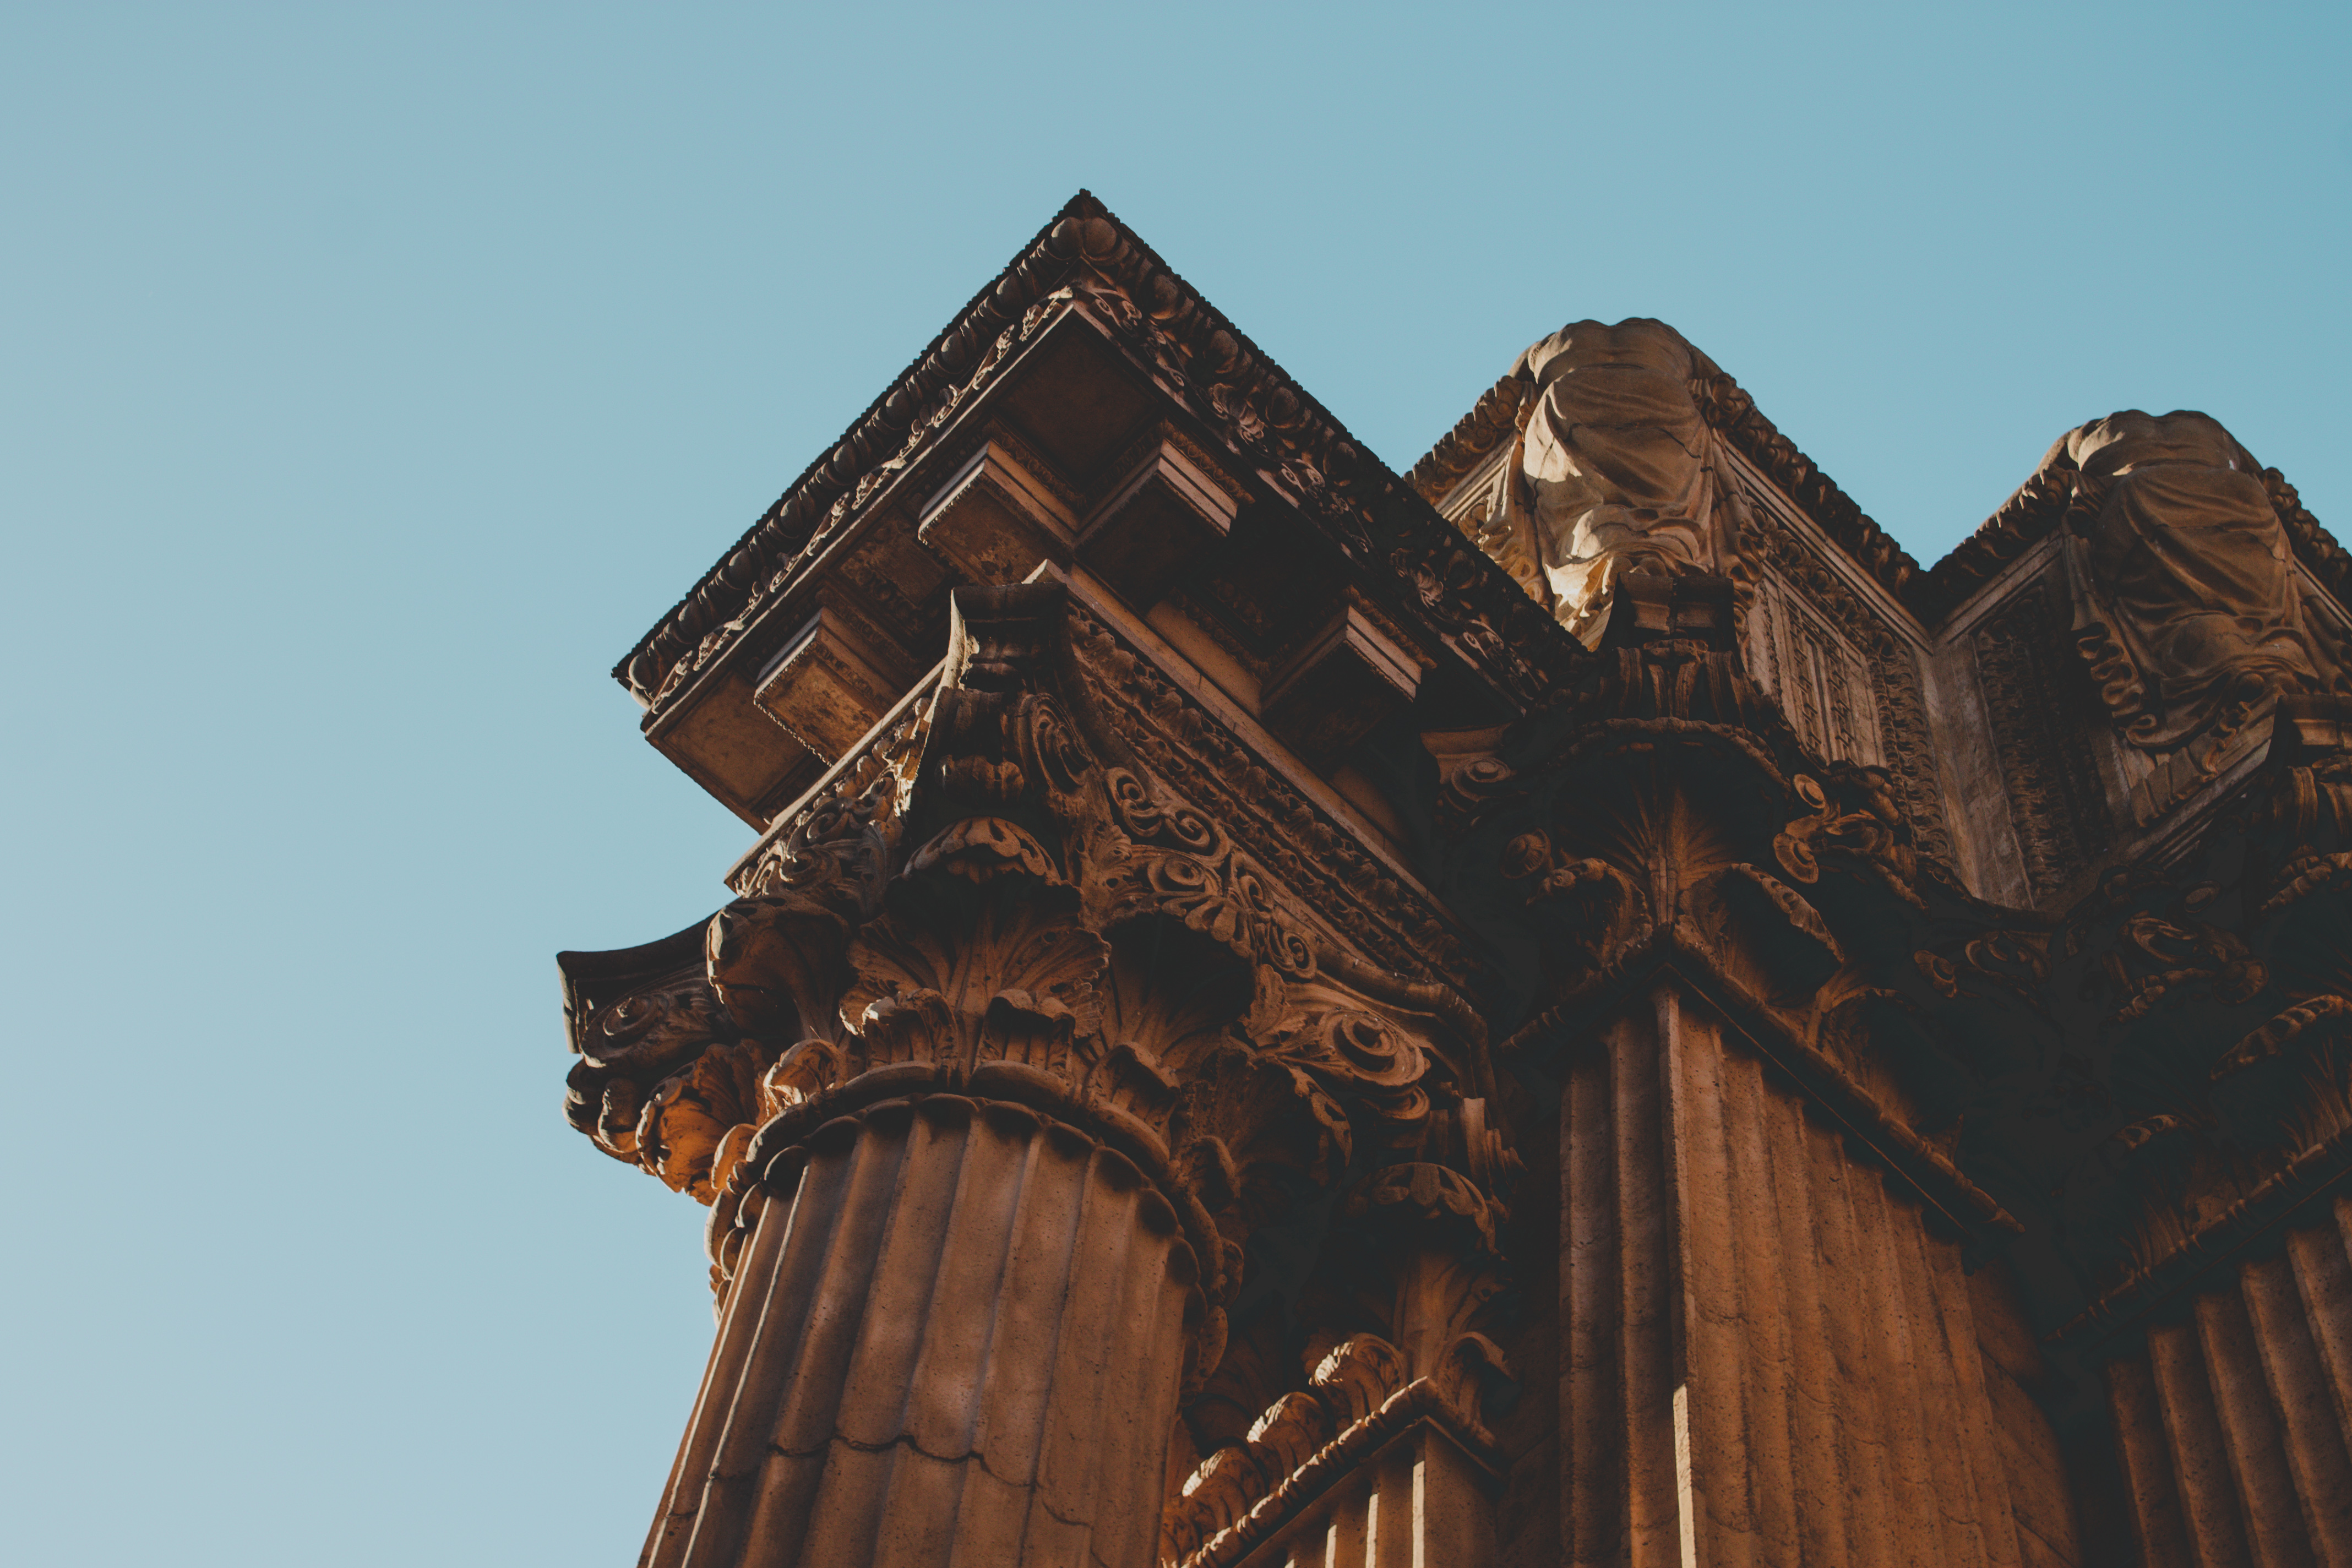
[1738,489,1954,863]
[620,233,1085,711]
[1914,461,2075,622]
[563,971,769,1201]
[1049,262,1575,711]
[1159,1099,1518,1568]
[1499,825,1652,1000]
[2063,410,2346,760]
[1409,344,1925,611]
[1064,600,1471,989]
[1970,576,2113,897]
[1774,764,1921,903]
[1472,319,1749,649]
[580,583,1504,1355]
[582,580,1527,1567]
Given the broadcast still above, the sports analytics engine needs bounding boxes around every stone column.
[560,584,1473,1568]
[641,1079,1204,1568]
[564,582,1248,1568]
[2100,1194,2352,1567]
[1447,625,2079,1567]
[1558,986,2039,1568]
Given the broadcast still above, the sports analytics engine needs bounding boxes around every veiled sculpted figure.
[2062,410,2343,758]
[1480,318,1743,647]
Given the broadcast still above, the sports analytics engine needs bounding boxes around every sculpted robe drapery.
[2064,410,2340,755]
[1482,318,1741,648]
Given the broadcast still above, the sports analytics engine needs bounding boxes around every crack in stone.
[764,1432,1093,1526]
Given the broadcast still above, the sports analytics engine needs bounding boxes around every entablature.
[624,198,1579,831]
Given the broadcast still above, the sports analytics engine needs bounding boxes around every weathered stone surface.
[753,601,915,764]
[554,193,2350,1567]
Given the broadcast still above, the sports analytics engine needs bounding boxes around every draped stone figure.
[2062,409,2343,758]
[1480,318,1744,647]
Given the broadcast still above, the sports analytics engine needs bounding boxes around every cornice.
[615,198,1092,707]
[633,201,2345,706]
[1909,463,2073,624]
[1691,371,1925,603]
[619,192,1583,716]
[1402,374,1519,520]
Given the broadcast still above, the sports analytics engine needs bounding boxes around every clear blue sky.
[3,4,2344,1562]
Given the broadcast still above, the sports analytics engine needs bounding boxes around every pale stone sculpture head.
[2061,408,2343,758]
[1480,318,1741,647]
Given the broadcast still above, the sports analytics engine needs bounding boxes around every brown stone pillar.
[1559,986,2043,1568]
[2101,1194,2352,1568]
[643,1083,1203,1568]
[570,581,1491,1568]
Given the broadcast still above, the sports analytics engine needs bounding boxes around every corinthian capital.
[563,582,1494,1331]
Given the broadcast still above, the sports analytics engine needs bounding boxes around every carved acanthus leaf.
[843,889,1109,1061]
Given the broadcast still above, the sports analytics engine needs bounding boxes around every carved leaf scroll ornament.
[1090,765,1317,984]
[2213,994,2352,1081]
[1498,827,1649,995]
[706,701,925,1037]
[2070,876,2269,1028]
[566,978,764,1199]
[1912,929,2052,1011]
[2103,912,2267,1024]
[1773,765,1922,906]
[841,890,1109,1070]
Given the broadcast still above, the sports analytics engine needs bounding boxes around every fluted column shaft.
[1559,985,2060,1567]
[644,1090,1200,1568]
[2106,1194,2352,1568]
